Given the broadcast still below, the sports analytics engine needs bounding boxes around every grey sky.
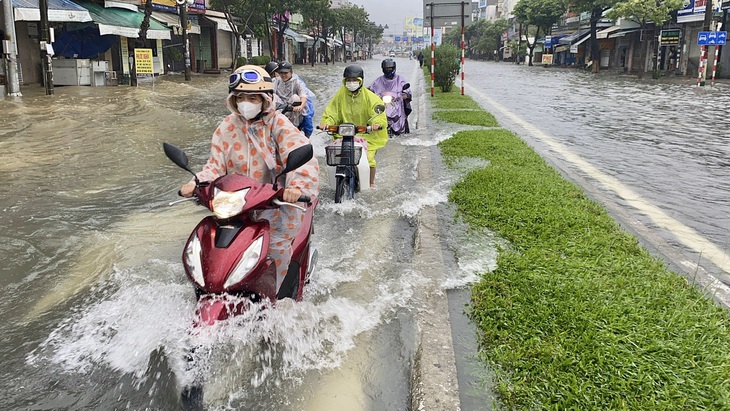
[350,0,423,33]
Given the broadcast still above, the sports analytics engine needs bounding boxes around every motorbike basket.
[325,145,362,166]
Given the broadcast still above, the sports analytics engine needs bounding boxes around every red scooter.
[163,142,318,327]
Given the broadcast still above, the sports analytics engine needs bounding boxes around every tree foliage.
[513,0,565,65]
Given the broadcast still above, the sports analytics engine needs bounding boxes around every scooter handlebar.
[298,195,312,203]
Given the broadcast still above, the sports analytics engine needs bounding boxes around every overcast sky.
[350,0,424,33]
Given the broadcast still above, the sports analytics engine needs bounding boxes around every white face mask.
[345,81,360,92]
[237,101,262,120]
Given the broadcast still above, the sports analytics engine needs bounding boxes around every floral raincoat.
[195,94,319,292]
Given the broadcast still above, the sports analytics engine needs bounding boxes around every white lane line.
[466,84,730,279]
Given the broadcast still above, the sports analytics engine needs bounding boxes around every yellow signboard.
[134,48,154,75]
[542,54,553,65]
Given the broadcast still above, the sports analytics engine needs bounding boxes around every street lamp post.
[177,0,193,81]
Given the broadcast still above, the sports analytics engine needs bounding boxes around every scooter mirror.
[374,104,385,114]
[274,144,313,190]
[163,142,190,170]
[403,83,410,91]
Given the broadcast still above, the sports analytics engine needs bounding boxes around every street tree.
[209,0,268,69]
[266,0,305,61]
[476,18,510,60]
[300,0,334,65]
[332,5,370,62]
[513,0,566,66]
[607,0,683,78]
[569,0,619,73]
[131,0,154,86]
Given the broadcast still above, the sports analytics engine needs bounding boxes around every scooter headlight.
[211,187,249,219]
[224,235,265,289]
[337,124,356,137]
[382,95,393,105]
[184,234,205,287]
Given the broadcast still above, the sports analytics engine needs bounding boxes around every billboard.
[404,17,423,31]
[678,0,719,23]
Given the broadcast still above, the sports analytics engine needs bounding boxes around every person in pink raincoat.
[180,65,319,294]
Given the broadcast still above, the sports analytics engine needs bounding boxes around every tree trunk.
[341,29,346,63]
[130,0,153,86]
[590,7,601,73]
[638,27,647,79]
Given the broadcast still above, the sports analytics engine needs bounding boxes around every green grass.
[433,110,498,127]
[432,92,482,109]
[434,99,730,409]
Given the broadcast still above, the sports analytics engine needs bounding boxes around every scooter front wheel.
[334,175,347,203]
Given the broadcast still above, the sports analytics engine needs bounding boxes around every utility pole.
[700,0,717,85]
[177,0,192,80]
[39,0,54,94]
[2,0,22,96]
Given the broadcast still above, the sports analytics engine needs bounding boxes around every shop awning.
[609,29,639,39]
[150,11,200,35]
[203,15,236,33]
[596,25,622,39]
[326,38,343,47]
[284,28,309,43]
[559,28,591,45]
[12,0,92,22]
[573,33,591,47]
[77,1,171,39]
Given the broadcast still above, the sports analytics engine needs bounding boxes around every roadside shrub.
[434,43,460,92]
[163,47,182,62]
[236,56,247,66]
[250,55,271,66]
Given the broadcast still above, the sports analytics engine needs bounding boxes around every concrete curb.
[410,65,462,411]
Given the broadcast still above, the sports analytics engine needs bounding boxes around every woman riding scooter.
[369,58,411,136]
[179,65,319,295]
[319,65,387,188]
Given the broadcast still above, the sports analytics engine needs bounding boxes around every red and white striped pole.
[461,25,465,95]
[697,45,706,87]
[711,44,720,87]
[431,25,435,97]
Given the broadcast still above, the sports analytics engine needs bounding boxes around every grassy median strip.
[433,109,499,127]
[435,94,730,409]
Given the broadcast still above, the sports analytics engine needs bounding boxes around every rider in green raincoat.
[319,65,388,188]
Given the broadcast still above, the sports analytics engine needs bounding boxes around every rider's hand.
[372,124,381,131]
[180,181,196,197]
[318,123,326,130]
[402,93,410,100]
[283,188,302,203]
[293,104,304,113]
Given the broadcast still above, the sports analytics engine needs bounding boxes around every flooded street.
[463,62,730,291]
[0,59,494,410]
[5,56,726,410]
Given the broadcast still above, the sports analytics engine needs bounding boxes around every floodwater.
[0,59,496,410]
[462,61,730,285]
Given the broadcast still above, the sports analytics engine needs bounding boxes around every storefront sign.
[542,54,553,64]
[135,48,154,75]
[660,29,681,45]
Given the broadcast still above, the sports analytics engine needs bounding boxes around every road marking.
[466,84,730,292]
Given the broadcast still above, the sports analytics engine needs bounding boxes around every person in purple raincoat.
[368,58,412,136]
